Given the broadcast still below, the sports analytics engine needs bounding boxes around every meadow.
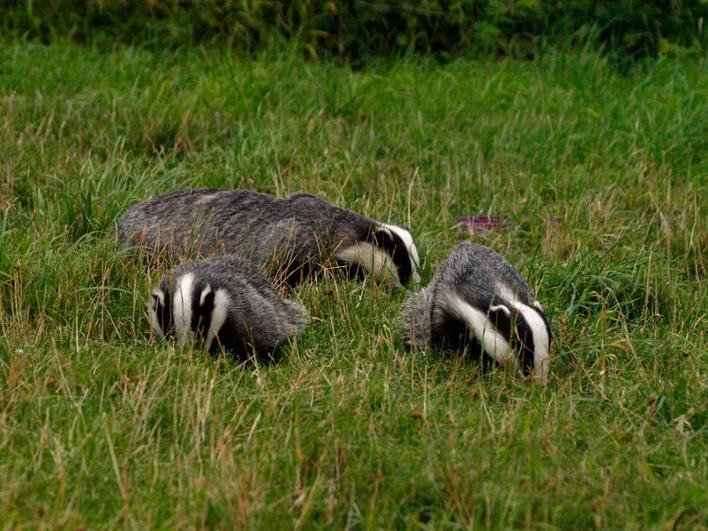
[0,41,706,528]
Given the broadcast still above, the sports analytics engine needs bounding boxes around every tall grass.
[0,42,706,527]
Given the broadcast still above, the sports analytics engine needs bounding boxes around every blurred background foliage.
[1,1,706,61]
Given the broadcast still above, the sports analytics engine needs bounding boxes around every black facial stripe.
[391,234,412,284]
[371,228,412,284]
[192,286,216,345]
[487,302,536,375]
[154,292,173,338]
[512,315,536,376]
[487,306,512,343]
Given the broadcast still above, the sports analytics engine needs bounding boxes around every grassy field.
[0,41,706,528]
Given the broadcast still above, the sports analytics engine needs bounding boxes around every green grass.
[0,41,706,528]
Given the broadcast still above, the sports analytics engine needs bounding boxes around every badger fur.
[400,242,552,383]
[148,255,309,359]
[118,189,420,287]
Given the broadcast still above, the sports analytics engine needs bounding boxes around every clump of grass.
[0,42,706,528]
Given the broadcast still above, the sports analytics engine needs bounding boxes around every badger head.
[335,223,420,286]
[148,273,196,345]
[438,284,552,384]
[492,284,552,384]
[148,273,231,352]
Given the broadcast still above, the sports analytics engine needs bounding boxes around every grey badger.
[400,242,552,383]
[148,255,309,360]
[118,189,420,287]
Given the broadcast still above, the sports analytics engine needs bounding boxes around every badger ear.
[487,304,513,342]
[489,304,511,316]
[151,288,165,308]
[371,226,396,249]
[199,283,215,308]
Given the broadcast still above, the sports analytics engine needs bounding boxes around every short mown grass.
[0,42,706,528]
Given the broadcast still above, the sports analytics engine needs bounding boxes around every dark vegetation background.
[3,0,706,61]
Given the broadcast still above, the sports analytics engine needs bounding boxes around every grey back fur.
[118,189,419,286]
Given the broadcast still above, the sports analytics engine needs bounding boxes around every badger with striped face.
[148,255,309,359]
[400,242,552,384]
[118,189,420,288]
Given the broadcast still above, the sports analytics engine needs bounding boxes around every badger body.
[118,189,420,287]
[148,255,309,359]
[401,242,552,383]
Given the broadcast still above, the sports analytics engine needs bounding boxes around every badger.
[400,242,552,384]
[148,255,309,360]
[117,189,420,287]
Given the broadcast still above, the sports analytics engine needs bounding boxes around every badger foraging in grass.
[400,242,552,384]
[118,189,420,288]
[148,255,309,360]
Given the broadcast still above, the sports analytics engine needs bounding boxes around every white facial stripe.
[173,272,195,346]
[199,283,212,306]
[336,242,400,284]
[496,284,550,384]
[380,223,421,283]
[522,306,550,384]
[444,293,512,363]
[147,288,165,338]
[205,289,230,352]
